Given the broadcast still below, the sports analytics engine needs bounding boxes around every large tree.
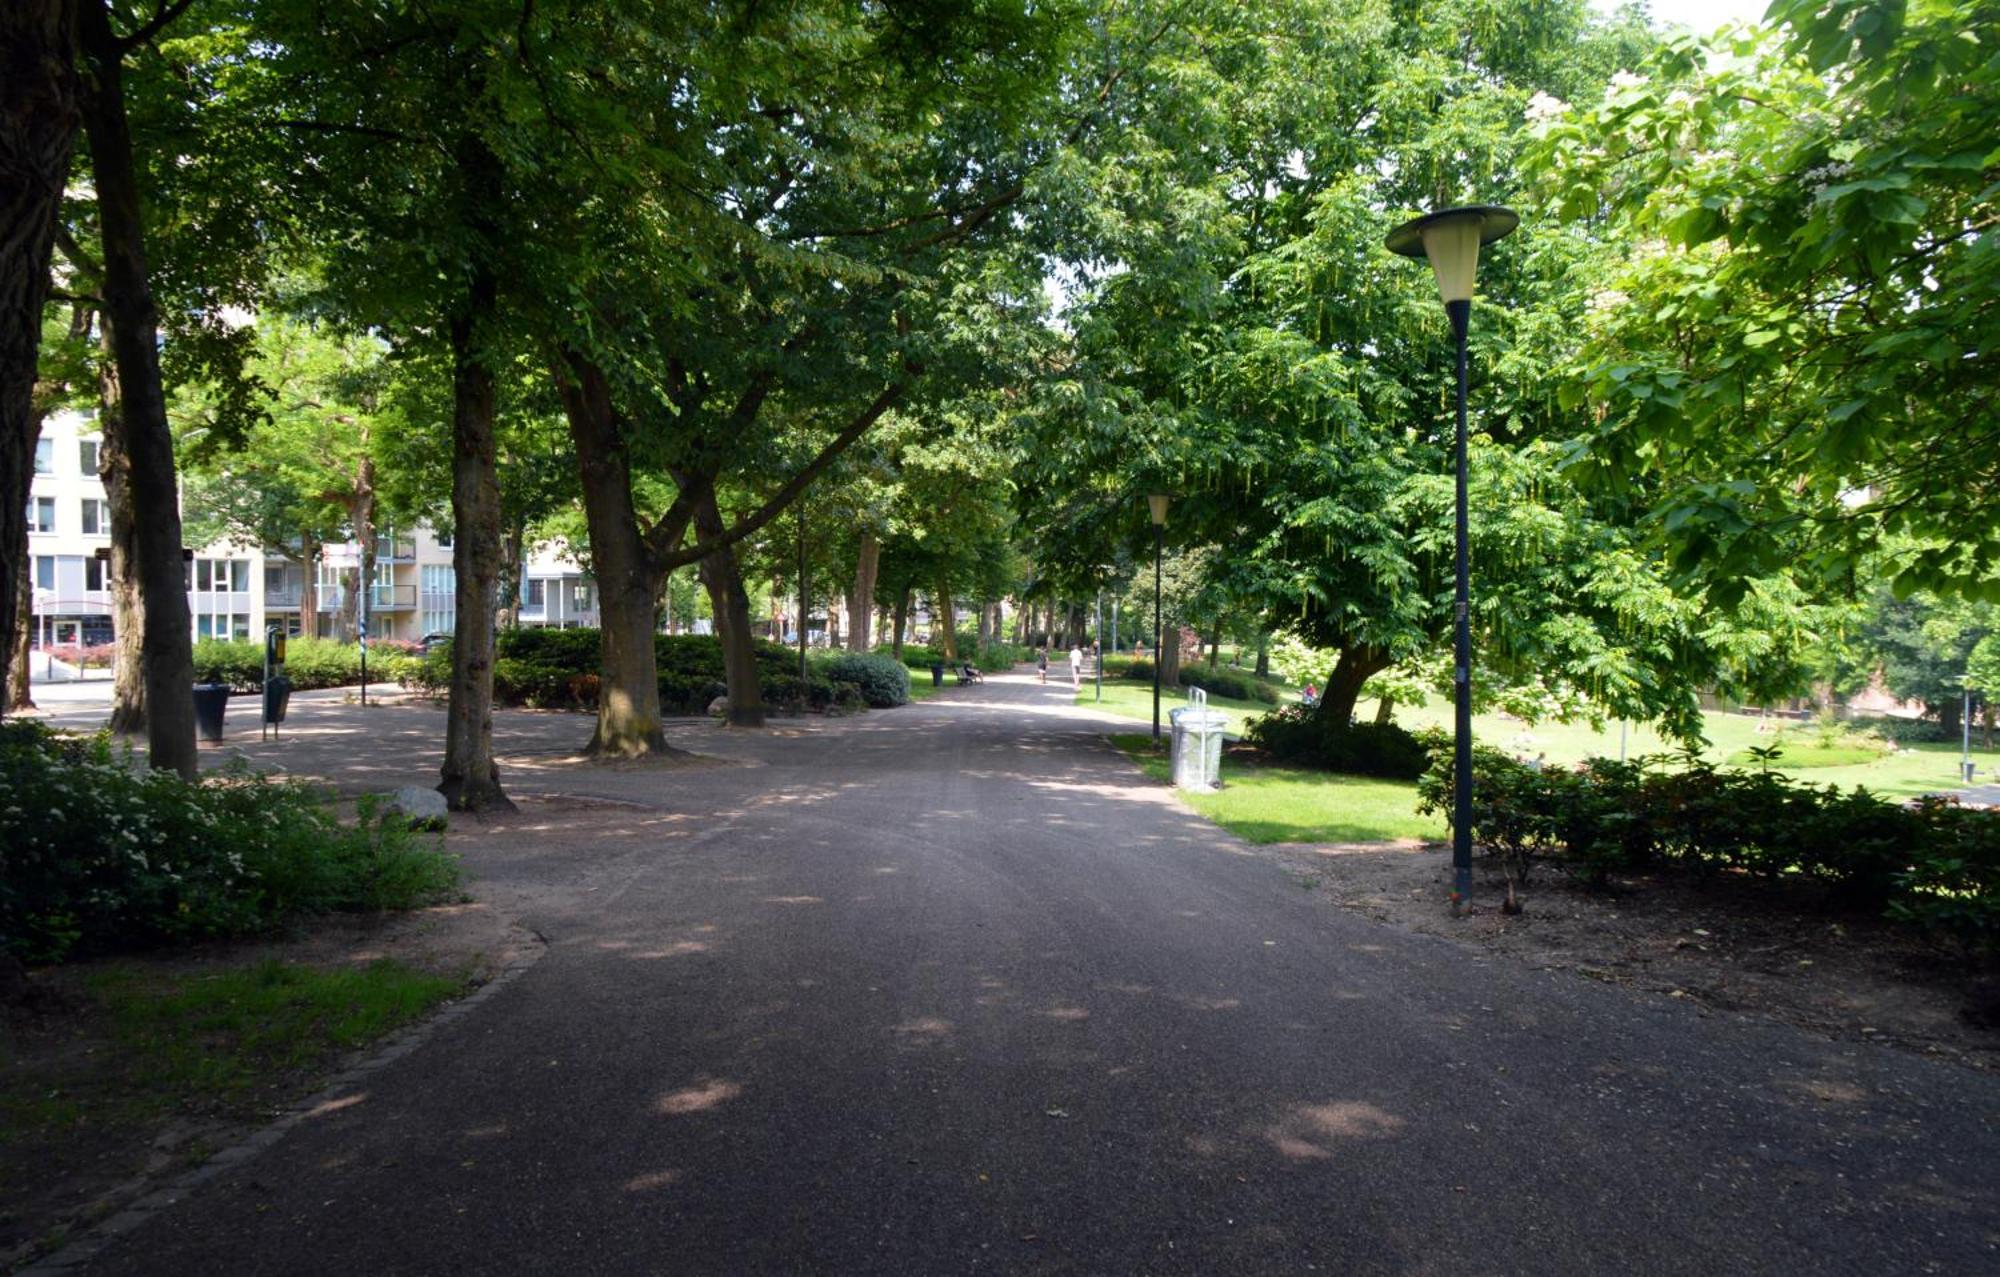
[0,2,80,707]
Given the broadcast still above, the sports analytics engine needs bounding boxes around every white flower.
[1526,90,1571,123]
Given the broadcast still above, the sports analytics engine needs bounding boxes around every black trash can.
[263,674,292,725]
[930,661,945,687]
[192,683,230,742]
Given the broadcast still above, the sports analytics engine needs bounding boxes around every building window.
[29,497,55,532]
[78,439,99,475]
[34,439,52,474]
[85,557,106,591]
[34,556,55,590]
[574,581,594,610]
[194,558,249,592]
[422,609,454,636]
[524,578,546,607]
[80,498,105,535]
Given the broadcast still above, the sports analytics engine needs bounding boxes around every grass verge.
[1109,734,1444,844]
[1,957,467,1256]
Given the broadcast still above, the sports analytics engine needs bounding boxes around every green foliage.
[821,653,911,708]
[1414,732,2000,948]
[1246,708,1430,780]
[1526,8,2000,599]
[0,723,460,964]
[1124,659,1155,683]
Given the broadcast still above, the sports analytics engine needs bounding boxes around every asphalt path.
[61,672,2000,1274]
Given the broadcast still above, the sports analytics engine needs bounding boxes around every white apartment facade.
[26,410,597,653]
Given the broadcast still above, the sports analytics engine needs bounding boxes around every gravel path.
[51,673,2000,1275]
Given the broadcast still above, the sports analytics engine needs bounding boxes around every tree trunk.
[891,588,910,659]
[935,582,957,659]
[99,327,145,733]
[975,599,990,651]
[1939,698,1963,740]
[1160,623,1181,690]
[694,491,764,727]
[7,551,32,712]
[435,266,513,812]
[349,453,376,641]
[1208,633,1219,669]
[0,0,79,702]
[847,532,878,652]
[1317,645,1391,731]
[496,521,523,630]
[80,1,194,777]
[556,351,670,756]
[297,534,319,638]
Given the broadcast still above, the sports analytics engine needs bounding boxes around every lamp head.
[1385,205,1519,305]
[1147,493,1170,526]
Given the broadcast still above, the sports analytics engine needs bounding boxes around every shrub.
[0,721,459,964]
[1124,659,1155,682]
[1247,707,1429,779]
[1845,713,1951,745]
[822,652,910,707]
[1411,731,2000,950]
[1179,668,1279,704]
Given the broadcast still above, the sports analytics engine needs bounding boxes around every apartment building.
[26,410,597,653]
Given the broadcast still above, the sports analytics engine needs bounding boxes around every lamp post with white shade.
[1386,204,1518,915]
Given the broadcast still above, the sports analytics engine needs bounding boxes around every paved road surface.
[53,673,2000,1274]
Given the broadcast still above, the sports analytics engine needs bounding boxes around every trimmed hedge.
[1245,706,1430,779]
[192,636,422,691]
[409,631,859,714]
[1179,667,1280,704]
[0,721,460,964]
[1412,731,2000,951]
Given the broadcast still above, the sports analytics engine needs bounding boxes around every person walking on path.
[1067,644,1083,689]
[1037,647,1049,684]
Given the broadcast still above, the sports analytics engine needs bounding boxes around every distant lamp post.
[1387,204,1518,916]
[1148,494,1170,739]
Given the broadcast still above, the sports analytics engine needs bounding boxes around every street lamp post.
[1387,204,1518,916]
[1148,494,1170,739]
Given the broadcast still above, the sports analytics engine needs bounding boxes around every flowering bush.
[0,722,460,964]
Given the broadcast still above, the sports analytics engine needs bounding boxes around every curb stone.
[13,935,548,1276]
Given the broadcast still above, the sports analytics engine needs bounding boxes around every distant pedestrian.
[1037,647,1049,684]
[1067,644,1083,689]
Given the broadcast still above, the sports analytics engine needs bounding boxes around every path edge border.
[15,934,549,1275]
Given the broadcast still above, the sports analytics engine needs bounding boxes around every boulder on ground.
[707,696,730,719]
[383,784,450,832]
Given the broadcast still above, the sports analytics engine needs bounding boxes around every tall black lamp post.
[1386,204,1517,915]
[1148,493,1169,739]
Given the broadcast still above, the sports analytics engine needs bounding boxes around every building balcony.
[375,535,417,562]
[266,585,304,608]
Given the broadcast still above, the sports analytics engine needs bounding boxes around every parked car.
[420,631,453,654]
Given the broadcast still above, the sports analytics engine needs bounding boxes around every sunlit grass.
[1387,698,1996,801]
[1109,734,1443,844]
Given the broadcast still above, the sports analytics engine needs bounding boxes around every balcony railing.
[315,583,416,612]
[266,585,304,608]
[374,535,416,562]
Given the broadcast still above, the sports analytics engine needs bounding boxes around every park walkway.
[50,672,2000,1274]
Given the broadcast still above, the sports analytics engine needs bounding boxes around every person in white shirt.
[1067,644,1083,689]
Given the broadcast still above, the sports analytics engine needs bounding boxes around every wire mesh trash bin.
[1169,689,1228,791]
[192,683,230,742]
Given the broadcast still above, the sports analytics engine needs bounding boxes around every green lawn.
[1109,734,1443,844]
[1385,698,1995,801]
[1076,678,1288,737]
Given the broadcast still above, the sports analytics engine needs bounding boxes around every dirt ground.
[1271,839,2000,1072]
[0,901,538,1268]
